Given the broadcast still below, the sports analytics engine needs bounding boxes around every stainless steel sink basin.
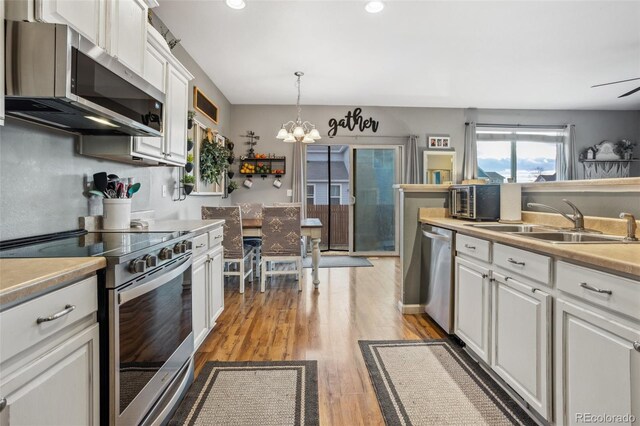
[511,232,631,244]
[467,224,552,233]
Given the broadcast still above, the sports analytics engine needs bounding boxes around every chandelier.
[276,72,321,143]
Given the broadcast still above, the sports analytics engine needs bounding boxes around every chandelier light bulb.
[293,126,305,139]
[365,1,384,13]
[283,133,296,143]
[276,128,288,139]
[226,0,246,9]
[302,135,315,144]
[309,128,321,140]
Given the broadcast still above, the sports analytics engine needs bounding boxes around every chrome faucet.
[527,199,589,232]
[619,212,638,241]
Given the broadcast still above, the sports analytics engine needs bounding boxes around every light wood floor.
[194,257,445,425]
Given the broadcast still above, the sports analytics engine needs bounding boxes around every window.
[306,184,315,205]
[476,127,566,183]
[330,184,341,205]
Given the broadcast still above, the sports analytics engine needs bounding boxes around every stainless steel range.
[0,230,196,425]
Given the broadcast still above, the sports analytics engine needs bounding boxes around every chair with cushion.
[236,203,263,277]
[273,202,307,256]
[260,206,303,292]
[202,206,254,293]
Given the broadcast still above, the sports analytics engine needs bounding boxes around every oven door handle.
[118,254,192,305]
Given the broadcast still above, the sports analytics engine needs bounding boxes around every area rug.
[359,340,536,426]
[169,361,319,426]
[302,256,373,269]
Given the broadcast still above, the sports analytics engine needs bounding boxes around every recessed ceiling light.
[365,1,384,14]
[226,0,246,10]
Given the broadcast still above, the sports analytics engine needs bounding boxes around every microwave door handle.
[118,255,192,305]
[451,189,457,215]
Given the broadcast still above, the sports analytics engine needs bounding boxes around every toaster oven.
[449,184,501,220]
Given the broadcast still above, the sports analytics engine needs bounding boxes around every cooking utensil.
[106,189,117,198]
[88,190,105,198]
[127,183,141,198]
[107,174,120,181]
[93,172,108,193]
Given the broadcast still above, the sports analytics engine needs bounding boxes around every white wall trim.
[396,301,425,314]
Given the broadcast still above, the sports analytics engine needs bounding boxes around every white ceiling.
[156,0,640,110]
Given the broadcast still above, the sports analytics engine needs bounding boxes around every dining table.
[242,218,323,288]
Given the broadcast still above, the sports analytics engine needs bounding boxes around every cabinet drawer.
[456,234,491,263]
[0,276,98,363]
[493,243,551,285]
[556,261,640,320]
[192,233,209,258]
[209,227,224,248]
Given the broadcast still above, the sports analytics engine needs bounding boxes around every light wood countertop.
[0,257,106,309]
[419,216,640,279]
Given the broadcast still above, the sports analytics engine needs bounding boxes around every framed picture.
[194,86,219,124]
[428,136,451,150]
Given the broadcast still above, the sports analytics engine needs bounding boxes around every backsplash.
[0,120,226,240]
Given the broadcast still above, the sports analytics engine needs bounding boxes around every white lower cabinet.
[555,298,640,426]
[192,230,225,352]
[454,256,491,363]
[207,245,224,329]
[192,254,209,351]
[491,272,551,419]
[0,324,100,425]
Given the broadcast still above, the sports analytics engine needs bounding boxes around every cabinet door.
[107,0,147,76]
[555,299,640,426]
[207,246,224,329]
[192,255,209,351]
[133,136,164,161]
[491,274,551,420]
[36,0,105,47]
[0,324,99,425]
[164,66,189,164]
[1,0,4,126]
[144,41,167,93]
[454,256,491,363]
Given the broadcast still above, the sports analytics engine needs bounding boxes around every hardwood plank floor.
[194,257,445,425]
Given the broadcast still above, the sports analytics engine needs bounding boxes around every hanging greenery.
[199,130,231,185]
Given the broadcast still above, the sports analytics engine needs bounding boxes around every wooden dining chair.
[202,206,254,293]
[236,203,263,278]
[260,206,303,292]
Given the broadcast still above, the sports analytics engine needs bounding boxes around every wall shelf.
[239,157,286,177]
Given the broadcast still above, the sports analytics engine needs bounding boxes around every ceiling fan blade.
[618,86,640,98]
[591,77,640,88]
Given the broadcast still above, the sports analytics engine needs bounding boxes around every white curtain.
[404,135,420,184]
[290,141,306,218]
[559,124,576,181]
[462,122,477,180]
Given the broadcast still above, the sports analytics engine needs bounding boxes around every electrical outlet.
[162,185,167,198]
[287,189,292,197]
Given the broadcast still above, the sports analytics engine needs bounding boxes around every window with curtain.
[476,127,567,183]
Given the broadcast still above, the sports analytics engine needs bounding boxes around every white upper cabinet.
[164,66,189,164]
[35,0,106,46]
[106,0,148,76]
[144,41,167,93]
[1,0,5,126]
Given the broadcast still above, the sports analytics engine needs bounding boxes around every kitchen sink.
[466,224,553,233]
[511,232,632,244]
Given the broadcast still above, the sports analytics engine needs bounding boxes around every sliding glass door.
[305,145,350,251]
[349,146,402,255]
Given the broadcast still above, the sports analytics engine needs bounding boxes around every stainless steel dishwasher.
[421,225,455,333]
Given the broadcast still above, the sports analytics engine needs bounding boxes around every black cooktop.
[0,230,190,259]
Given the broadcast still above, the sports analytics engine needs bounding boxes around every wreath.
[199,130,230,185]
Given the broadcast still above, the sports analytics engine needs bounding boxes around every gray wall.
[227,105,640,206]
[0,34,232,240]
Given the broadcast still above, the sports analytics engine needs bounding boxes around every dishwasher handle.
[422,230,451,242]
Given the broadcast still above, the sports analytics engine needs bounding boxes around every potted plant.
[614,139,636,160]
[185,153,194,173]
[181,174,195,195]
[186,137,194,152]
[199,136,231,185]
[187,111,196,130]
[227,180,238,194]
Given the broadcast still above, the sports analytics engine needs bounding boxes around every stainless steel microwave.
[5,21,164,136]
[449,184,501,220]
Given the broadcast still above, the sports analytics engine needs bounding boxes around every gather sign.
[328,108,379,137]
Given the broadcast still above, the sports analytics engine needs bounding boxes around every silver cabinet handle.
[464,244,476,250]
[481,273,488,279]
[507,258,525,266]
[0,397,6,412]
[196,243,206,248]
[634,341,640,352]
[580,282,612,295]
[214,235,223,239]
[36,304,76,324]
